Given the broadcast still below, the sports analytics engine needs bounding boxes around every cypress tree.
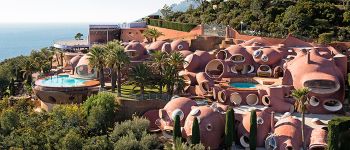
[249,109,257,150]
[9,78,15,96]
[225,107,235,149]
[173,115,182,142]
[191,117,200,144]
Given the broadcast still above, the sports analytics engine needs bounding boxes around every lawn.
[109,84,168,100]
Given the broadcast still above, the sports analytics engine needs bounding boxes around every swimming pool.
[38,75,88,87]
[230,82,257,89]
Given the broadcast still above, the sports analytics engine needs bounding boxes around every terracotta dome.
[147,41,166,51]
[171,40,190,51]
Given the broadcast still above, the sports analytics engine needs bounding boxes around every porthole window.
[253,50,262,58]
[262,55,269,62]
[178,45,184,50]
[206,123,213,131]
[190,108,200,116]
[172,109,184,121]
[257,117,264,125]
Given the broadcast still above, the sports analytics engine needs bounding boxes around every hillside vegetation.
[164,0,350,41]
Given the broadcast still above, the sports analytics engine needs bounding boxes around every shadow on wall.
[115,99,168,122]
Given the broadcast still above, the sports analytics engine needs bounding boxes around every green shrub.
[110,116,150,142]
[113,130,162,150]
[328,117,350,150]
[0,108,19,135]
[225,107,235,149]
[318,32,333,44]
[60,130,83,150]
[83,92,117,134]
[166,138,205,150]
[249,109,257,150]
[173,115,182,141]
[113,131,141,150]
[83,135,112,150]
[147,19,197,32]
[191,117,200,144]
[139,131,163,150]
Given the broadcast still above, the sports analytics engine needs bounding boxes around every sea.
[0,23,89,61]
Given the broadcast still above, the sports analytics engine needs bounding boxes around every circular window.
[253,50,262,58]
[257,117,264,125]
[206,123,213,131]
[172,109,184,121]
[190,108,200,116]
[262,55,269,62]
[178,45,184,50]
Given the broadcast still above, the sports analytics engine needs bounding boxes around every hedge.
[328,117,350,150]
[147,19,197,32]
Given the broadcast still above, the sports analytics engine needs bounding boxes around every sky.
[0,0,184,23]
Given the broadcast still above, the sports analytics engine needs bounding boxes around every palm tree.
[88,45,106,88]
[164,52,186,97]
[129,64,151,100]
[291,87,310,150]
[151,51,168,95]
[20,58,36,85]
[29,48,54,74]
[75,33,84,40]
[105,40,130,96]
[143,28,164,42]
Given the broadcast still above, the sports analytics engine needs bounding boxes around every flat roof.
[89,25,120,29]
[54,39,89,49]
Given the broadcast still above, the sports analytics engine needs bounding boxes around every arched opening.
[286,146,293,150]
[257,65,272,77]
[273,66,284,78]
[323,99,342,112]
[218,90,227,103]
[216,50,227,60]
[262,95,270,106]
[76,65,89,76]
[246,94,259,106]
[243,65,255,74]
[231,65,254,75]
[230,54,245,63]
[199,81,211,93]
[240,135,250,148]
[230,92,242,105]
[309,96,320,107]
[304,80,340,94]
[126,50,139,58]
[205,60,225,78]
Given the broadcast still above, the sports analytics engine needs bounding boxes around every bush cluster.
[328,116,350,150]
[147,19,197,32]
[0,92,163,150]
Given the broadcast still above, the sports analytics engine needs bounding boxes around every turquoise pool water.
[39,75,87,87]
[230,82,257,88]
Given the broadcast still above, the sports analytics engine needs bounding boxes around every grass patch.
[109,84,168,100]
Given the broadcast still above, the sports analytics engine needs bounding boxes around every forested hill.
[163,0,350,41]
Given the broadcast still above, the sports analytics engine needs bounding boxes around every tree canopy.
[167,0,349,41]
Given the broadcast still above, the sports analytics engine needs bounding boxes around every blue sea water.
[0,23,88,61]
